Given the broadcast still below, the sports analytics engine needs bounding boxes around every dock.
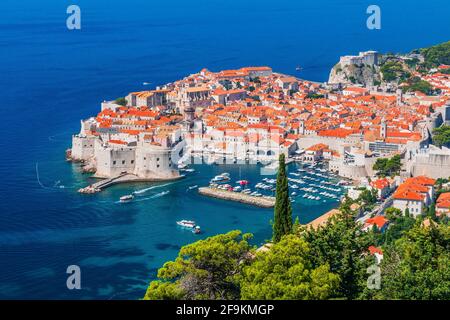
[78,173,183,194]
[198,187,275,208]
[78,173,136,193]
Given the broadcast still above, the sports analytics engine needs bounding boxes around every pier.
[78,173,135,193]
[78,173,183,194]
[198,187,275,208]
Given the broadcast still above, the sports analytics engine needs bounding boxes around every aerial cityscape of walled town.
[2,1,449,306]
[71,50,450,215]
[66,43,450,300]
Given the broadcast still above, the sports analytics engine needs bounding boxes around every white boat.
[210,175,230,183]
[193,226,201,234]
[177,220,196,228]
[119,194,134,203]
[188,185,198,190]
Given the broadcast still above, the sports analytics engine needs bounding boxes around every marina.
[195,160,346,208]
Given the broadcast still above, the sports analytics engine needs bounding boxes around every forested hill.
[328,40,450,91]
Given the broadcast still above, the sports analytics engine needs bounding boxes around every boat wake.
[35,163,79,191]
[131,190,170,202]
[133,182,174,195]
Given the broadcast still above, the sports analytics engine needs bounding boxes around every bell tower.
[380,118,387,139]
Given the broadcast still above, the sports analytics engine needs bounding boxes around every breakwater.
[198,187,275,208]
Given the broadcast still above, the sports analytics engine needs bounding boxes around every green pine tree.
[272,153,293,242]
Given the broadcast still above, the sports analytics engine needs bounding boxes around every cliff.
[328,63,381,86]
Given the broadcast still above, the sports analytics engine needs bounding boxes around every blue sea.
[0,0,449,299]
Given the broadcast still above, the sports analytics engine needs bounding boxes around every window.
[157,165,160,168]
[113,161,116,165]
[122,160,125,164]
[157,158,160,161]
[131,160,134,164]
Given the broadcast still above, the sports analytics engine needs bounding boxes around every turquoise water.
[0,0,449,299]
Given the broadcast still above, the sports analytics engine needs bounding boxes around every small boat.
[188,185,198,190]
[237,180,249,186]
[296,66,303,71]
[119,194,134,203]
[210,175,230,183]
[142,82,151,86]
[177,220,196,228]
[193,226,201,234]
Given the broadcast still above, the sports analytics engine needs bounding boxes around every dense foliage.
[420,41,450,69]
[433,125,450,147]
[373,155,402,177]
[240,235,339,299]
[144,231,253,300]
[114,97,127,106]
[380,60,410,82]
[302,200,376,299]
[272,153,293,242]
[371,223,450,299]
[401,76,434,95]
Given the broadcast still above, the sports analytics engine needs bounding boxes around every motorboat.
[210,174,230,183]
[193,226,201,234]
[177,220,196,228]
[119,195,134,203]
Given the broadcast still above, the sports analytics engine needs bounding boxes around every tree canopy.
[373,223,450,299]
[373,155,402,177]
[114,97,128,106]
[144,230,253,300]
[240,235,339,300]
[420,41,450,69]
[433,125,450,148]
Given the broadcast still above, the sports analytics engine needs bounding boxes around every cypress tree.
[272,153,293,242]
